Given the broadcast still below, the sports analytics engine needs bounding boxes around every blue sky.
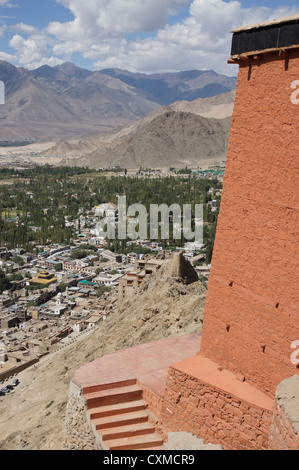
[0,0,299,75]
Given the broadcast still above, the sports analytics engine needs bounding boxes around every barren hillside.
[40,90,234,168]
[58,112,230,169]
[96,112,229,169]
[0,260,206,450]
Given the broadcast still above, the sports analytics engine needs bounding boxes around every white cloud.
[9,32,63,69]
[0,0,17,7]
[0,50,16,62]
[54,0,189,37]
[7,0,299,74]
[11,23,37,34]
[0,24,7,37]
[92,0,299,75]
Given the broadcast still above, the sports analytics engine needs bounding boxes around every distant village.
[0,187,220,386]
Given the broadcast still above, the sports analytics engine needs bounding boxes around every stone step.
[83,379,137,395]
[105,433,164,450]
[101,421,156,441]
[88,399,148,420]
[84,384,143,409]
[93,410,149,430]
[84,379,165,451]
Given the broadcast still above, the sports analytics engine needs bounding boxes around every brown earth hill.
[42,90,234,169]
[60,111,231,169]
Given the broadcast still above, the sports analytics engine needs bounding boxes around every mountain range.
[0,61,237,142]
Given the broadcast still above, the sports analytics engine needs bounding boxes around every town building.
[117,256,169,306]
[94,272,122,287]
[29,271,57,287]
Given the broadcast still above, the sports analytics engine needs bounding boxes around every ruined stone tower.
[161,15,299,449]
[170,252,198,284]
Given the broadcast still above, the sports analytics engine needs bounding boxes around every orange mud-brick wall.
[199,23,299,397]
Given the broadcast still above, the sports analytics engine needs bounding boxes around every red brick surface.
[140,383,164,421]
[199,51,299,397]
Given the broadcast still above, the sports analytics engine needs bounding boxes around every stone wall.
[63,381,103,450]
[162,365,273,450]
[0,358,39,382]
[139,382,164,421]
[138,381,167,440]
[269,375,299,450]
[199,50,299,397]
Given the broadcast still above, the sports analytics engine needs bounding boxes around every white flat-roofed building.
[94,273,122,287]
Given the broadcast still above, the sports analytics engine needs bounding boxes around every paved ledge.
[72,333,202,396]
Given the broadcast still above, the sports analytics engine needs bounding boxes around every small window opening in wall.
[275,303,279,309]
[226,325,230,333]
[262,345,266,353]
[229,281,234,287]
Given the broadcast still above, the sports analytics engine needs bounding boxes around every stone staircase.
[83,379,165,450]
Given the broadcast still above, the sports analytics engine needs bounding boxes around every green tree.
[0,270,11,293]
[205,243,214,265]
[71,249,90,260]
[96,286,111,297]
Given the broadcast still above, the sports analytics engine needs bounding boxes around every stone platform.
[72,333,202,398]
[64,333,204,450]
